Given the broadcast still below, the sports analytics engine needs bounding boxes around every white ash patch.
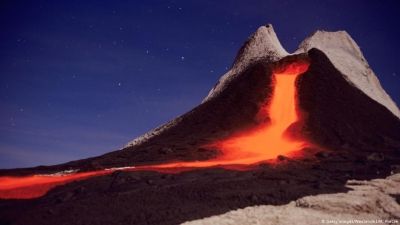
[203,24,289,102]
[125,116,183,148]
[36,169,79,177]
[296,30,400,118]
[104,166,136,171]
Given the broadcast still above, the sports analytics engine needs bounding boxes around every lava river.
[0,61,310,199]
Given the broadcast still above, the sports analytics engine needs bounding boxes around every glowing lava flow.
[0,170,112,199]
[144,60,310,168]
[213,61,310,164]
[0,61,310,199]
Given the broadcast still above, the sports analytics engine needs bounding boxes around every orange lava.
[0,61,310,199]
[145,60,310,167]
[0,170,112,199]
[214,61,310,164]
[0,167,168,199]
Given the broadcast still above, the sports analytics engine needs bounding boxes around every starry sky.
[1,0,399,169]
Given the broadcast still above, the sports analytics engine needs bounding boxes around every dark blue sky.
[1,0,399,169]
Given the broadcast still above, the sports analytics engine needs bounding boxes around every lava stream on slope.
[0,61,311,199]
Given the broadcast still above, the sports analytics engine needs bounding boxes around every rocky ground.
[184,173,400,225]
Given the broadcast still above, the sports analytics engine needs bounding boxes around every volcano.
[0,24,399,225]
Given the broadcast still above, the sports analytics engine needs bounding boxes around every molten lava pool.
[0,61,310,199]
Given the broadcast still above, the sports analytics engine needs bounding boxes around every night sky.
[1,0,399,169]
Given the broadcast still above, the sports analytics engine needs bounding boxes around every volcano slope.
[0,25,399,225]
